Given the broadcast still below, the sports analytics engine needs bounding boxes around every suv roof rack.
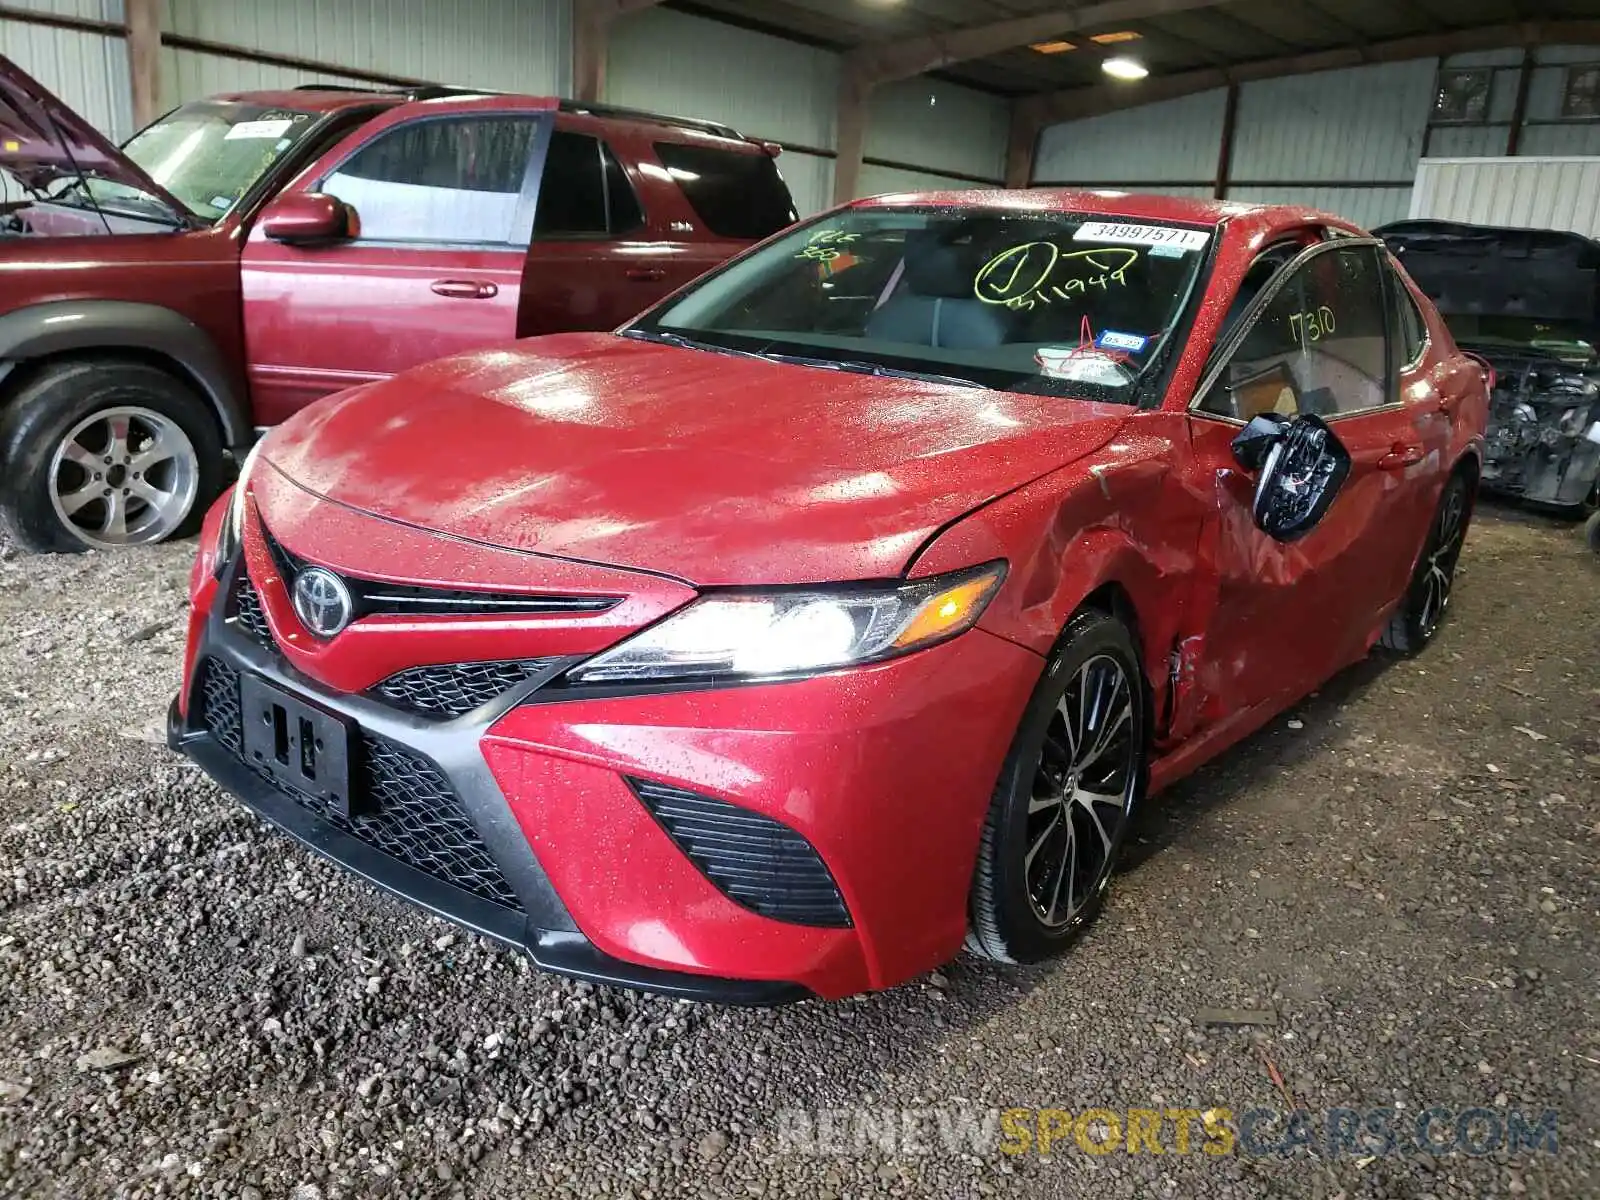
[289,85,746,139]
[290,83,391,93]
[556,99,743,141]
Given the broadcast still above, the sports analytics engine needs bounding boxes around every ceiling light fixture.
[1090,30,1141,44]
[1101,56,1149,81]
[1029,39,1076,54]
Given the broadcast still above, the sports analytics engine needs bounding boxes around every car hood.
[263,333,1131,586]
[1376,218,1600,323]
[0,52,186,216]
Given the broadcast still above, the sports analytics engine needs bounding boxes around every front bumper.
[171,558,1043,1001]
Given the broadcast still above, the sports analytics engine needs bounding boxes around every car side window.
[534,131,645,237]
[1199,244,1391,421]
[1387,258,1428,367]
[321,116,537,245]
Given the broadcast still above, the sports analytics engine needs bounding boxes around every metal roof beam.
[844,0,1238,87]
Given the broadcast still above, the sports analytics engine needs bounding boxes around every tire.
[1585,509,1600,555]
[0,359,223,553]
[1379,471,1473,655]
[966,608,1148,964]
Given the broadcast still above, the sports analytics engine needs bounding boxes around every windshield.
[71,101,320,223]
[628,207,1213,399]
[1441,313,1598,367]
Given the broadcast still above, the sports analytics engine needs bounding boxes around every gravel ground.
[0,505,1595,1200]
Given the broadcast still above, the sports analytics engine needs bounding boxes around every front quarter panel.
[910,412,1203,724]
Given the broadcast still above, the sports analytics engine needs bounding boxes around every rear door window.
[652,141,796,240]
[535,130,647,237]
[321,115,538,245]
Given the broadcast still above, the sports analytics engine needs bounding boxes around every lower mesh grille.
[230,574,273,648]
[193,657,523,912]
[373,659,561,720]
[629,778,851,928]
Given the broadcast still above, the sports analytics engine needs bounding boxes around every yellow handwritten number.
[974,244,1140,309]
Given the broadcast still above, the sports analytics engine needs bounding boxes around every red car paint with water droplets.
[172,191,1486,1001]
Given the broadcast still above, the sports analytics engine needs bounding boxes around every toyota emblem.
[292,567,354,638]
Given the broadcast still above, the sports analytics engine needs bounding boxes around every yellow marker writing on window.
[974,244,1139,310]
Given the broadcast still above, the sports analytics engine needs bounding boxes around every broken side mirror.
[1230,412,1352,542]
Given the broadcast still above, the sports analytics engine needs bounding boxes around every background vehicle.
[0,55,796,552]
[168,193,1487,1002]
[1378,220,1600,517]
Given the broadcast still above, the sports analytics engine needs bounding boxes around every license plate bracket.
[239,674,363,818]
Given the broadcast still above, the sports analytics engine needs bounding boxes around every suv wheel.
[966,609,1147,964]
[0,360,222,552]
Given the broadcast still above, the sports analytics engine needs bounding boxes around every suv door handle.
[1377,443,1424,470]
[625,267,666,282]
[431,279,498,299]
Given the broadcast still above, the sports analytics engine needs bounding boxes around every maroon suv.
[0,56,797,552]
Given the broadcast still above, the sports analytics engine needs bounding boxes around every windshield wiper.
[623,331,980,388]
[748,349,980,389]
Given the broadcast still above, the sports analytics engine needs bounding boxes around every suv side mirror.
[1230,412,1352,542]
[260,192,355,244]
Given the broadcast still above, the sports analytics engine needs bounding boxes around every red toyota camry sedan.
[169,192,1487,1003]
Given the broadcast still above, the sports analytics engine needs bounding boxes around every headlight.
[213,441,265,575]
[565,562,1006,686]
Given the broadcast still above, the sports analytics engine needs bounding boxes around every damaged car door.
[1179,237,1435,723]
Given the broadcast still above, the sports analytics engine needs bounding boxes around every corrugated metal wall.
[1031,46,1600,230]
[606,7,1005,214]
[865,76,1006,183]
[1034,90,1226,186]
[160,0,571,101]
[1,1,133,142]
[1411,157,1600,237]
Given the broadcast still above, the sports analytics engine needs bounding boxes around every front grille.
[373,659,563,720]
[194,657,522,912]
[262,525,619,619]
[197,658,245,756]
[229,574,273,648]
[629,778,851,928]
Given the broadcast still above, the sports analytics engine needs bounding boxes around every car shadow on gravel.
[1118,651,1397,875]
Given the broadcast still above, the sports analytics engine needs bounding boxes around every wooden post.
[1506,47,1535,156]
[1004,100,1038,189]
[125,0,162,129]
[832,72,871,205]
[572,3,607,103]
[1214,81,1238,199]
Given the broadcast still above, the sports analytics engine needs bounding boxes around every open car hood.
[262,333,1132,586]
[0,52,186,218]
[1376,219,1600,324]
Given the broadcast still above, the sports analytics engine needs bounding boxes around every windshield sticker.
[208,195,232,211]
[795,229,862,262]
[974,244,1139,310]
[1096,330,1148,353]
[1074,222,1209,254]
[225,119,295,141]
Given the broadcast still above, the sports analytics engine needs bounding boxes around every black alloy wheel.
[1381,472,1473,654]
[967,609,1146,964]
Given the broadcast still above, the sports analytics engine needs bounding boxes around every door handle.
[430,279,498,299]
[1377,443,1424,470]
[625,267,666,282]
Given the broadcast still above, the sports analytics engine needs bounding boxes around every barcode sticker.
[1075,222,1210,253]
